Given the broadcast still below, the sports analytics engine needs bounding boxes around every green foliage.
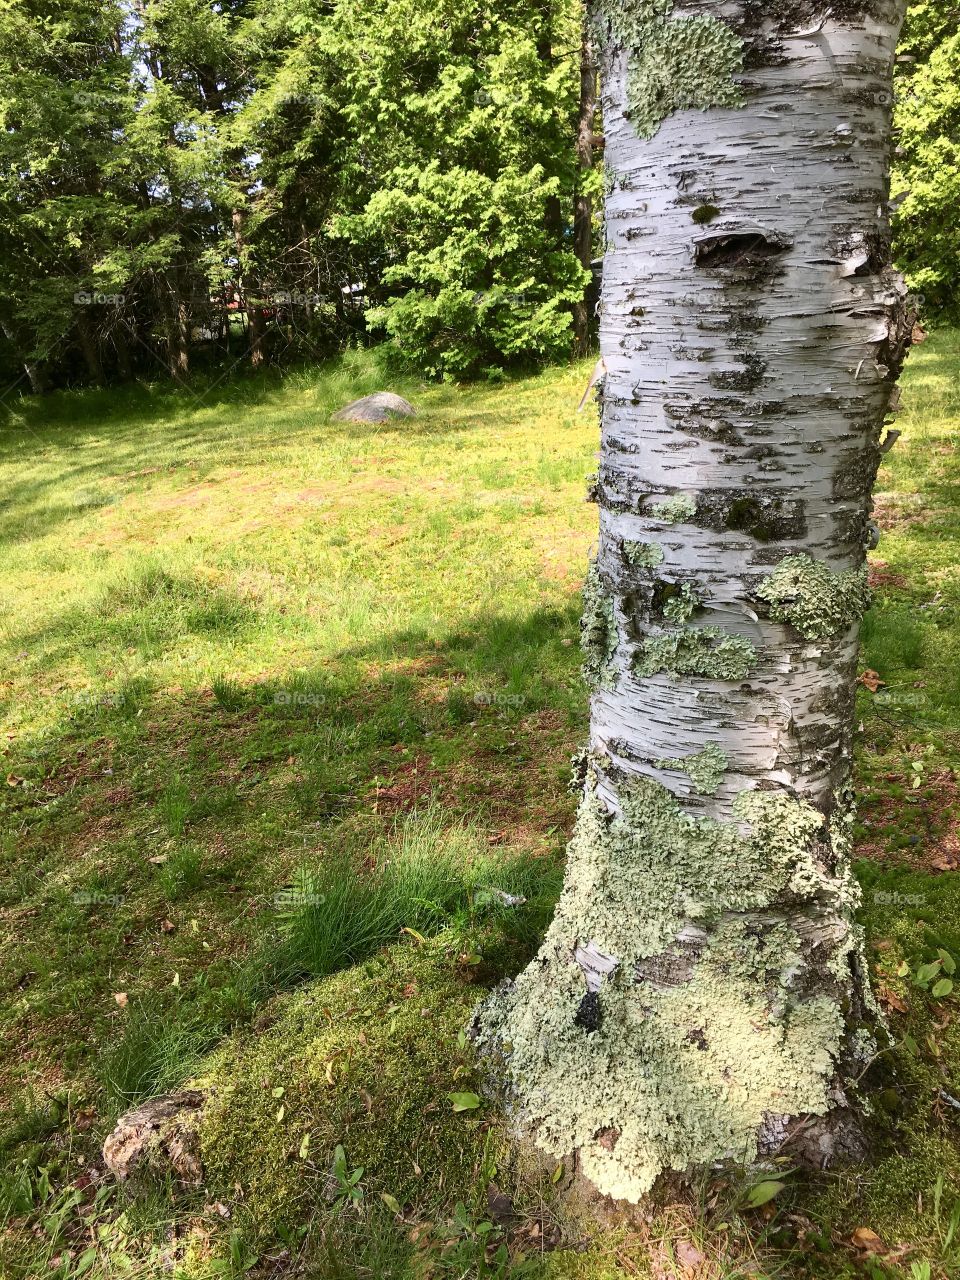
[0,0,590,389]
[329,0,587,378]
[268,806,539,982]
[357,166,586,379]
[893,3,960,318]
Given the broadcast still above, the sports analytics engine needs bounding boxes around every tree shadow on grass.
[0,599,584,1018]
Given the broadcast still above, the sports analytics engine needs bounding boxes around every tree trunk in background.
[76,311,104,386]
[232,209,265,370]
[480,0,911,1202]
[113,321,134,381]
[0,318,47,394]
[573,17,597,355]
[164,287,190,382]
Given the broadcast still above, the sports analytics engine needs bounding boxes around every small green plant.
[933,1173,960,1257]
[210,1230,259,1276]
[909,744,937,789]
[156,777,194,838]
[331,1144,364,1210]
[898,947,956,998]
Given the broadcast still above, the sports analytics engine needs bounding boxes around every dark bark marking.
[695,489,808,542]
[575,992,603,1033]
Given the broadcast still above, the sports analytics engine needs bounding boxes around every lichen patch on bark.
[756,555,872,640]
[593,0,744,139]
[581,562,619,689]
[477,770,867,1202]
[632,625,757,679]
[653,742,727,794]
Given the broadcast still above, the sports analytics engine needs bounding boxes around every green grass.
[2,334,960,1277]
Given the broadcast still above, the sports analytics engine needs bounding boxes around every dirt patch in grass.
[857,767,960,871]
[868,560,910,590]
[872,491,931,531]
[371,752,440,814]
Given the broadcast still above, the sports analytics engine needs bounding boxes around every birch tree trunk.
[479,0,912,1203]
[573,18,598,355]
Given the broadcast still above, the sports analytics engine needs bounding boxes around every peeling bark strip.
[479,0,909,1202]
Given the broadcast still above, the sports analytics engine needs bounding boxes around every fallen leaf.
[857,670,885,692]
[160,919,176,934]
[6,774,24,787]
[851,1226,884,1252]
[448,1091,481,1113]
[113,992,128,1008]
[743,1179,786,1208]
[675,1240,706,1271]
[877,984,908,1014]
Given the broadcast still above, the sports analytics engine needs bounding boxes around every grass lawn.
[1,335,960,1278]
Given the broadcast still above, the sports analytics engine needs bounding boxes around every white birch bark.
[479,0,911,1203]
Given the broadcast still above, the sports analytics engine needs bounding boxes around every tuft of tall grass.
[269,806,550,983]
[99,995,222,1108]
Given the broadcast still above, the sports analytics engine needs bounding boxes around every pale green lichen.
[593,0,744,140]
[661,582,702,624]
[633,626,757,680]
[756,555,871,641]
[581,561,619,690]
[478,772,861,1202]
[650,493,698,523]
[623,539,664,568]
[653,742,727,795]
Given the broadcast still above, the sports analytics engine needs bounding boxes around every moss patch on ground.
[195,942,486,1230]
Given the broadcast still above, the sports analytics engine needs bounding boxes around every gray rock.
[102,1089,205,1187]
[331,392,416,423]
